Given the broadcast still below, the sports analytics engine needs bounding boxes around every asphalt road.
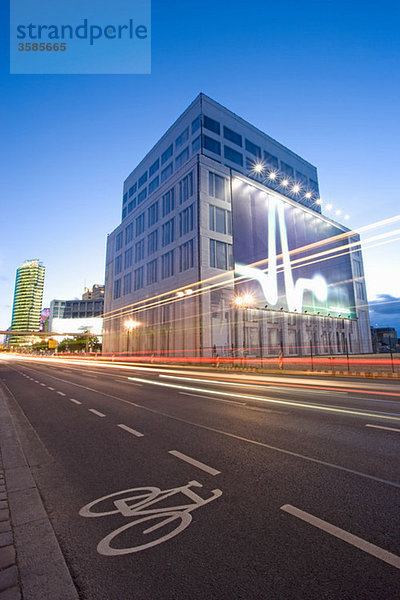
[1,355,400,599]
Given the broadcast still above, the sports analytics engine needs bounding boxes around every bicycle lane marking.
[79,480,222,556]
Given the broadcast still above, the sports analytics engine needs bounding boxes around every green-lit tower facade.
[10,259,45,345]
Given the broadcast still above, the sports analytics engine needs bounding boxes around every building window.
[128,183,137,197]
[203,115,220,135]
[115,232,123,251]
[162,188,175,216]
[203,135,221,155]
[128,200,135,213]
[114,254,122,275]
[124,247,133,269]
[209,205,232,234]
[161,144,173,165]
[134,267,144,290]
[146,259,158,285]
[147,230,158,255]
[179,172,194,204]
[161,250,174,279]
[148,176,159,195]
[135,239,145,262]
[192,115,201,134]
[148,201,159,227]
[280,162,294,177]
[224,145,243,166]
[179,204,194,236]
[123,192,127,204]
[210,239,233,270]
[113,278,121,299]
[162,218,175,247]
[309,179,319,193]
[123,273,132,295]
[223,126,242,147]
[296,171,308,185]
[136,213,145,236]
[122,207,127,220]
[209,172,227,201]
[138,188,147,204]
[138,172,148,188]
[161,162,173,183]
[245,139,261,157]
[149,159,159,177]
[176,128,189,149]
[263,151,279,170]
[125,223,133,244]
[179,239,194,271]
[175,147,189,169]
[192,136,201,153]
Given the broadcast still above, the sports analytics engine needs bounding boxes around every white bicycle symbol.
[79,480,222,555]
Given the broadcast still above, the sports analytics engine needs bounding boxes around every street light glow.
[234,297,244,306]
[282,179,289,187]
[253,163,264,174]
[124,319,140,331]
[268,172,277,180]
[305,192,312,199]
[292,184,301,193]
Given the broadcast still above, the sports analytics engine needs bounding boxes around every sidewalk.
[0,380,79,600]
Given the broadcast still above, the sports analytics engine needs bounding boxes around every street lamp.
[234,294,254,359]
[124,319,140,355]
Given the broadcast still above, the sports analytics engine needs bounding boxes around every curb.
[0,381,79,600]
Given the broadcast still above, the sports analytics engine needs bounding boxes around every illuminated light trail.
[127,377,400,422]
[101,213,400,322]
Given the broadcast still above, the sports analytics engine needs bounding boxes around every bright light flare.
[268,172,277,180]
[124,319,140,331]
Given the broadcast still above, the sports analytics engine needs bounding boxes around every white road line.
[70,399,82,405]
[40,383,46,386]
[281,504,400,570]
[89,409,106,417]
[57,391,66,396]
[34,380,39,383]
[179,391,246,406]
[48,386,55,391]
[366,423,400,434]
[168,450,220,476]
[117,424,144,437]
[28,369,400,490]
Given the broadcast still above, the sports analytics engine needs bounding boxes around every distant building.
[82,284,105,301]
[48,287,104,337]
[40,308,50,332]
[10,259,45,345]
[371,327,399,352]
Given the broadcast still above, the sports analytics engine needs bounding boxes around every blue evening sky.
[1,0,399,333]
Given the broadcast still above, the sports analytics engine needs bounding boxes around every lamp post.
[124,319,140,356]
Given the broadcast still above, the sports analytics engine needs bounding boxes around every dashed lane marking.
[366,423,400,434]
[168,450,220,476]
[117,424,144,437]
[57,391,66,396]
[89,409,106,418]
[179,391,246,406]
[48,387,55,391]
[70,399,82,405]
[281,504,400,570]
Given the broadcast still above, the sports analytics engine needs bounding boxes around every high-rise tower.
[10,259,45,344]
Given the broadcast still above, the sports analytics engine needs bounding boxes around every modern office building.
[48,286,104,337]
[10,259,45,345]
[103,94,372,357]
